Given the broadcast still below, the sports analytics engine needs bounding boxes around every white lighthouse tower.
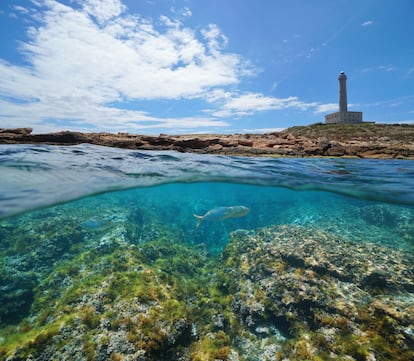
[325,71,363,124]
[338,71,347,112]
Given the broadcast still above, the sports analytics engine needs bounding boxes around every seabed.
[0,183,413,361]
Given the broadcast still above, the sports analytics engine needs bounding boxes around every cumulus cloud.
[82,0,125,24]
[208,91,317,117]
[171,6,192,18]
[0,0,320,133]
[0,0,250,132]
[314,103,338,114]
[20,1,242,100]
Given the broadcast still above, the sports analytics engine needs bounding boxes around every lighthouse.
[325,71,363,124]
[338,71,347,112]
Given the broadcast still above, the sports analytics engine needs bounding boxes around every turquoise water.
[1,144,413,249]
[1,144,413,251]
[1,144,414,219]
[1,144,414,360]
[4,181,412,251]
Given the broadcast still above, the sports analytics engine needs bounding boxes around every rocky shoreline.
[1,123,414,159]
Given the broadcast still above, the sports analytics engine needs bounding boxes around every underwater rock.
[2,221,414,360]
[355,204,400,227]
[0,213,88,329]
[0,239,217,360]
[276,198,414,250]
[0,269,36,325]
[219,225,414,360]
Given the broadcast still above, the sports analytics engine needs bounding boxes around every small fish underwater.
[78,218,113,231]
[193,205,250,228]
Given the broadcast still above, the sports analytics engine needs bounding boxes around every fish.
[193,206,250,228]
[78,218,112,231]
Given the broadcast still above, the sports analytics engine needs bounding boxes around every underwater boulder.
[0,270,36,325]
[219,225,414,360]
[356,204,399,227]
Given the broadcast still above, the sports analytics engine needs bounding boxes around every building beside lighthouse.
[325,71,363,124]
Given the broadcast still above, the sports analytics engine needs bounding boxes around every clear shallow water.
[1,143,414,219]
[1,143,413,250]
[1,144,414,360]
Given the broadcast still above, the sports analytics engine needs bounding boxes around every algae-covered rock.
[0,232,235,361]
[219,225,414,360]
[0,269,36,325]
[1,222,414,360]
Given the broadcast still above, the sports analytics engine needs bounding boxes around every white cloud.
[12,5,31,14]
[201,24,229,55]
[314,103,338,114]
[242,127,285,134]
[379,65,395,72]
[361,20,373,27]
[208,91,317,117]
[181,7,192,17]
[82,0,125,24]
[362,65,396,73]
[0,0,322,134]
[271,82,279,91]
[0,95,229,133]
[0,0,252,132]
[171,6,192,18]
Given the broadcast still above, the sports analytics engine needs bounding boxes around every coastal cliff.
[1,123,414,159]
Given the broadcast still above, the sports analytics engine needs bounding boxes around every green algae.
[190,330,231,361]
[0,316,73,359]
[217,226,414,360]
[0,234,235,360]
[1,207,414,361]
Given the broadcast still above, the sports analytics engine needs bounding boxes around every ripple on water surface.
[1,144,414,218]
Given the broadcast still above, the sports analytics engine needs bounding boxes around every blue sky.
[0,0,413,134]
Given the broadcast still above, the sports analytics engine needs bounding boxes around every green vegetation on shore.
[281,122,414,141]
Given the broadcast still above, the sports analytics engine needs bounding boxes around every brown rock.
[174,138,218,149]
[29,131,88,144]
[0,123,413,159]
[141,136,174,146]
[237,140,254,147]
[218,139,239,147]
[326,142,346,156]
[208,143,223,151]
[0,127,33,135]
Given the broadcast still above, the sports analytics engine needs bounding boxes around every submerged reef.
[220,225,414,360]
[0,219,235,361]
[1,215,414,360]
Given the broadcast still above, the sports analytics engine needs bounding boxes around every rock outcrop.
[1,123,414,159]
[2,222,413,360]
[220,225,414,360]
